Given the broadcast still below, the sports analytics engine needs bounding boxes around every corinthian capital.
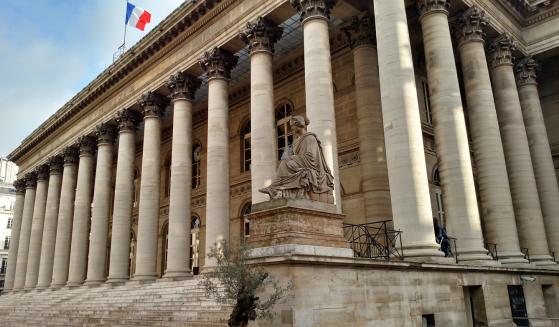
[95,123,117,145]
[116,109,141,132]
[199,47,238,80]
[343,15,375,48]
[36,164,50,181]
[25,172,37,188]
[456,6,489,46]
[290,0,337,23]
[166,72,201,101]
[240,17,284,55]
[77,135,96,156]
[417,0,450,19]
[48,156,64,175]
[487,34,516,68]
[14,179,26,194]
[62,146,79,165]
[138,92,166,118]
[515,56,539,87]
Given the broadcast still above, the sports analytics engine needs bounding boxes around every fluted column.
[134,92,165,281]
[344,15,392,222]
[417,0,490,262]
[373,0,442,258]
[488,34,555,266]
[51,148,79,287]
[199,47,238,267]
[291,0,342,212]
[108,110,141,283]
[516,57,559,258]
[36,156,64,288]
[24,165,50,289]
[163,72,201,279]
[67,136,96,286]
[3,179,27,291]
[85,124,117,285]
[13,174,37,290]
[240,17,283,204]
[455,7,526,264]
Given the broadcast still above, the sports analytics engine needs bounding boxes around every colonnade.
[5,0,559,292]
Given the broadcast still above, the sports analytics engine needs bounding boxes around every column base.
[84,279,105,286]
[457,251,494,263]
[35,285,50,290]
[531,255,558,268]
[401,244,446,261]
[66,281,84,288]
[106,277,129,285]
[49,283,65,290]
[132,274,157,282]
[162,271,193,281]
[497,251,530,266]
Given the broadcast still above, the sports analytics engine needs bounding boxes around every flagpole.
[123,0,129,47]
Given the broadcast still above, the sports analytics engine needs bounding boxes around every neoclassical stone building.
[2,0,559,325]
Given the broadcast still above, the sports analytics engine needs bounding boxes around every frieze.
[240,17,284,55]
[167,72,201,101]
[456,5,489,46]
[339,149,360,170]
[487,33,516,68]
[192,195,206,208]
[515,56,539,86]
[199,47,238,80]
[231,181,251,198]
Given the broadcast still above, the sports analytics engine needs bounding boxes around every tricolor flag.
[126,1,152,31]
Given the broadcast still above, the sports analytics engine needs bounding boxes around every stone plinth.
[247,199,349,251]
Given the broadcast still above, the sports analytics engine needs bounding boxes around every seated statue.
[259,115,334,202]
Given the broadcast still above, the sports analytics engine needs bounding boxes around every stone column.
[85,124,117,285]
[107,110,141,283]
[163,72,201,279]
[3,179,27,291]
[373,0,442,258]
[134,92,165,281]
[13,173,37,290]
[36,156,64,288]
[516,57,559,258]
[344,15,392,222]
[488,34,555,266]
[291,0,342,212]
[51,147,79,288]
[240,17,283,205]
[417,0,490,262]
[455,7,526,264]
[24,165,50,289]
[199,47,238,267]
[67,136,96,286]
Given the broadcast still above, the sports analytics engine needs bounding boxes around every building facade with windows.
[0,158,18,293]
[1,0,559,325]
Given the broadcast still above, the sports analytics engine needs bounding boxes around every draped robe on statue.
[260,132,334,200]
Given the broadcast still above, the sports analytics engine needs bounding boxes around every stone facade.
[2,0,559,325]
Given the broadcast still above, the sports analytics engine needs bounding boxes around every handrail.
[521,247,531,263]
[485,242,499,261]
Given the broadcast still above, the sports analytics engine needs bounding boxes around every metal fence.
[343,221,404,260]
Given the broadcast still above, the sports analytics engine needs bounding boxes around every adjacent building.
[0,158,18,293]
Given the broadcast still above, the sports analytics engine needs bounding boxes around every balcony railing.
[521,247,531,263]
[343,221,403,261]
[485,242,499,261]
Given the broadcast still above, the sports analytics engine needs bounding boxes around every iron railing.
[445,237,458,263]
[343,221,404,260]
[485,242,499,261]
[512,317,559,326]
[521,247,531,263]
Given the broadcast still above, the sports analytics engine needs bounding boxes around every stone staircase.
[0,277,231,327]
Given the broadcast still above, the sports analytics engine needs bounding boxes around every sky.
[0,0,185,158]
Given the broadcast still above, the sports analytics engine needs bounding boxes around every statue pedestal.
[247,198,353,258]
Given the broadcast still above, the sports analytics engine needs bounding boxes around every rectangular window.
[7,218,13,229]
[0,258,7,274]
[421,314,435,326]
[435,190,445,227]
[464,286,488,326]
[3,237,9,250]
[0,280,4,290]
[508,285,529,327]
[422,81,433,125]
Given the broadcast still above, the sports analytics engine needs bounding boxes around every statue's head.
[290,115,309,134]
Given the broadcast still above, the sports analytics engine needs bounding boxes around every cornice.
[8,0,231,163]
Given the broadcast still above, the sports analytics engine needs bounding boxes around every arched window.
[276,102,294,160]
[192,142,202,189]
[161,222,169,276]
[190,216,201,275]
[129,230,137,277]
[241,203,252,239]
[133,169,140,208]
[241,120,251,172]
[164,157,172,198]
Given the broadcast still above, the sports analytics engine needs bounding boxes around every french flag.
[126,2,152,31]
